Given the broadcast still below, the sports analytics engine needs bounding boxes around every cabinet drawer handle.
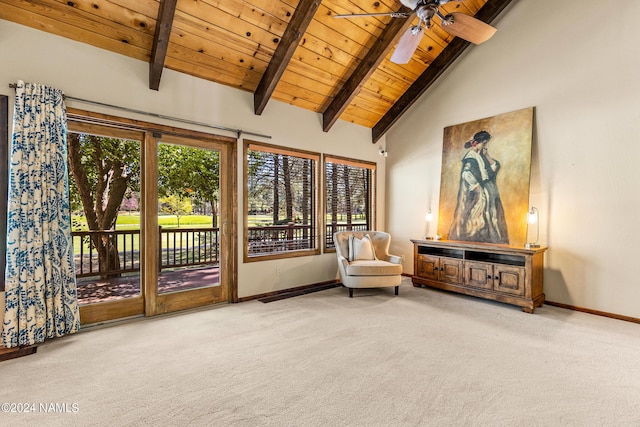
[494,276,499,280]
[433,267,438,271]
[440,267,444,271]
[486,274,492,279]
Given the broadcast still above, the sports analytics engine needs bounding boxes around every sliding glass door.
[68,113,234,324]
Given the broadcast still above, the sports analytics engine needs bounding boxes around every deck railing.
[73,229,142,278]
[158,227,219,269]
[246,223,315,256]
[73,227,220,278]
[73,222,370,277]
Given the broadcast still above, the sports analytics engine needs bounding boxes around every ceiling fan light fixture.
[400,0,420,9]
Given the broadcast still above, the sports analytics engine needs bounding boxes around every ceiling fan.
[334,0,497,64]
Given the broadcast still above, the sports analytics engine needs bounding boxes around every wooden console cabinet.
[411,240,547,313]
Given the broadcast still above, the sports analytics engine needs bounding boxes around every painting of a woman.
[437,107,534,247]
[448,130,509,243]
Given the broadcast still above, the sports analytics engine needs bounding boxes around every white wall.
[0,19,386,307]
[385,0,640,318]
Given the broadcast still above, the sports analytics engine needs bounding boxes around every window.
[324,155,376,250]
[244,142,319,261]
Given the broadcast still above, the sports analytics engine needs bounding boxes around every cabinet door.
[439,258,463,285]
[416,254,439,280]
[493,265,526,296]
[465,261,494,290]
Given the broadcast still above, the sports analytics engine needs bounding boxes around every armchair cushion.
[348,234,376,261]
[346,260,403,276]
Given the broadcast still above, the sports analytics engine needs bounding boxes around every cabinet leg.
[522,307,535,314]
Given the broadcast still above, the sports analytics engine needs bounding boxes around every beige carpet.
[1,277,639,426]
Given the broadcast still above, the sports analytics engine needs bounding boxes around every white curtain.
[2,80,80,348]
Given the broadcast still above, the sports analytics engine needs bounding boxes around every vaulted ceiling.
[0,0,513,142]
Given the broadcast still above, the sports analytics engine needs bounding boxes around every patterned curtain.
[2,81,80,348]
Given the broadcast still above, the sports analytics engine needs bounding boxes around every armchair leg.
[395,286,399,296]
[349,288,353,298]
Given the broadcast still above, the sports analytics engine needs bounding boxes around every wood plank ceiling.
[0,0,513,142]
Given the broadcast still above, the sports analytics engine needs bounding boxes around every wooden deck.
[76,266,220,305]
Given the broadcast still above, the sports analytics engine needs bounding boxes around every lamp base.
[525,243,541,249]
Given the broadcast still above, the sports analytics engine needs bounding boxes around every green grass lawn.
[72,213,216,255]
[73,213,367,230]
[72,213,215,231]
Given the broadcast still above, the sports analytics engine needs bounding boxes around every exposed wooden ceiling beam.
[322,8,414,133]
[254,0,322,115]
[149,0,178,91]
[372,0,515,143]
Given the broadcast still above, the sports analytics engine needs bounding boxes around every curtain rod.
[8,83,271,139]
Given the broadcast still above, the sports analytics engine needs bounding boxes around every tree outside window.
[245,142,319,261]
[324,155,376,250]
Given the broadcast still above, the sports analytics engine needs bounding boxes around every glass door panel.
[67,122,144,324]
[157,141,220,294]
[150,134,229,314]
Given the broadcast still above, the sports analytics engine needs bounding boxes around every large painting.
[437,107,534,247]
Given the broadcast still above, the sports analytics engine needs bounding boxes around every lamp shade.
[525,206,540,249]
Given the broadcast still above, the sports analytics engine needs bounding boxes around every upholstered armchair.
[333,231,403,297]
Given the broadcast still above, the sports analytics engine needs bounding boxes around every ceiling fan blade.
[390,26,424,64]
[334,12,412,19]
[441,12,497,45]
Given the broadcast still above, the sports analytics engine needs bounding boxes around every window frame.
[323,154,377,252]
[243,140,321,262]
